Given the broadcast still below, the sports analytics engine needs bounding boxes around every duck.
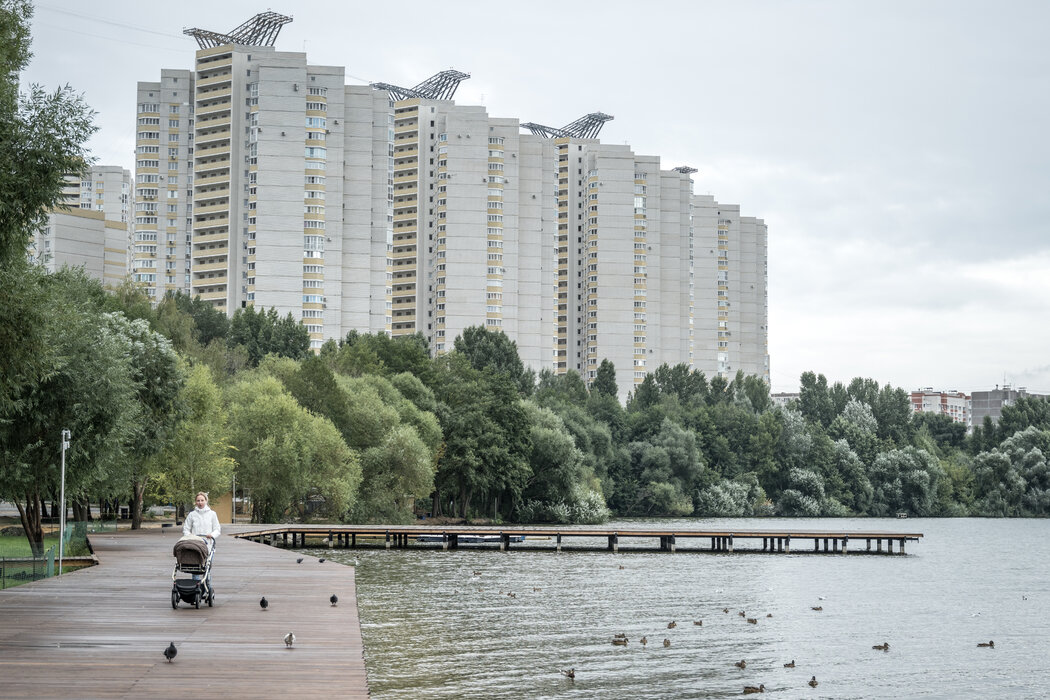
[640,635,648,646]
[743,685,765,695]
[663,638,671,647]
[747,618,758,624]
[783,660,795,668]
[808,676,818,687]
[723,607,730,614]
[561,668,575,680]
[738,610,746,617]
[668,621,677,629]
[766,613,773,618]
[735,659,747,669]
[977,640,994,648]
[811,606,823,611]
[612,637,628,646]
[694,620,703,626]
[872,642,889,651]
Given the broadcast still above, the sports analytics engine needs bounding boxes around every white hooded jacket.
[182,505,221,540]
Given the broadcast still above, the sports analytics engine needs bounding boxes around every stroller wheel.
[194,592,200,609]
[207,590,213,607]
[171,590,179,609]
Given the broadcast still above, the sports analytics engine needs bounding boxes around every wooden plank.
[0,528,368,699]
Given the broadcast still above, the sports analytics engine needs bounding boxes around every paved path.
[0,527,368,698]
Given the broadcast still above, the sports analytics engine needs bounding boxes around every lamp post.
[58,429,71,575]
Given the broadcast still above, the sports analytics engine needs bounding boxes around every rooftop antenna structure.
[184,11,293,49]
[372,70,471,101]
[673,166,698,174]
[520,112,614,139]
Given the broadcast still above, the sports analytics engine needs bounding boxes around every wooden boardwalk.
[239,524,924,555]
[0,526,368,699]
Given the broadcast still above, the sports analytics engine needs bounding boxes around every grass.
[0,534,91,558]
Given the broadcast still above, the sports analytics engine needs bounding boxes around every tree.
[798,372,835,428]
[226,375,360,522]
[151,363,234,518]
[0,0,96,264]
[101,311,185,529]
[228,306,309,366]
[432,356,531,519]
[453,326,534,396]
[355,424,434,522]
[592,359,618,399]
[998,396,1050,439]
[0,279,139,555]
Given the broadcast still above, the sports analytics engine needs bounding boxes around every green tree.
[798,371,835,428]
[355,424,435,522]
[101,311,185,529]
[592,359,618,398]
[228,306,309,366]
[226,375,360,522]
[432,356,531,519]
[998,396,1050,439]
[0,281,139,554]
[0,0,96,264]
[151,363,234,518]
[453,325,535,396]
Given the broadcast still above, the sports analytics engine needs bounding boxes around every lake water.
[315,518,1050,699]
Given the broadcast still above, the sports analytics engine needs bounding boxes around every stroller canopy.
[174,536,209,568]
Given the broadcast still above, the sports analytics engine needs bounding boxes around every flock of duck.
[549,579,997,695]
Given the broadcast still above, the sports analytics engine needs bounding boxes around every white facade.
[29,209,128,284]
[140,35,769,396]
[134,70,194,298]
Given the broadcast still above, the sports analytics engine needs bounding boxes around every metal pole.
[58,429,71,576]
[232,472,236,524]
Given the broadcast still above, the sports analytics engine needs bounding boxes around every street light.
[58,429,70,575]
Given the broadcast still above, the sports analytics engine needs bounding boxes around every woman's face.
[195,494,207,509]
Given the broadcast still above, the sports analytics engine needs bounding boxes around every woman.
[182,492,220,585]
[182,492,221,544]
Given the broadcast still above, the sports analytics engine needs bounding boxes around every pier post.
[556,533,562,553]
[823,537,829,552]
[842,536,848,554]
[877,538,882,553]
[385,530,391,549]
[785,535,791,554]
[441,533,448,551]
[670,535,677,553]
[608,533,618,553]
[728,535,733,553]
[814,538,819,552]
[887,539,893,554]
[833,539,839,553]
[866,538,871,552]
[352,533,357,548]
[711,537,716,551]
[899,538,905,555]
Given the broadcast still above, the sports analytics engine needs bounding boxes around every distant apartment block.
[133,12,769,398]
[29,165,132,284]
[771,392,799,408]
[910,388,971,428]
[971,385,1048,427]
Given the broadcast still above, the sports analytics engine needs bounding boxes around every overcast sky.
[21,0,1050,394]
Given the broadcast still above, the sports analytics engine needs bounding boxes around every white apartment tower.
[140,13,769,394]
[134,70,195,298]
[692,198,769,383]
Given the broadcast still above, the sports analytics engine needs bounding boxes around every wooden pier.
[238,524,923,555]
[0,527,368,699]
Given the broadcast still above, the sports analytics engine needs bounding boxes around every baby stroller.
[171,535,214,609]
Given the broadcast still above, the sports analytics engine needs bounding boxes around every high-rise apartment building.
[138,12,769,398]
[134,69,194,298]
[31,165,131,284]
